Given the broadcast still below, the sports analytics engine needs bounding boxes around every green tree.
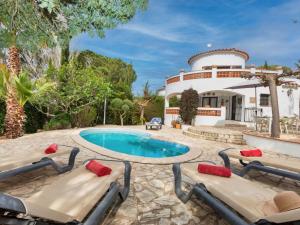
[144,95,164,121]
[75,50,137,99]
[110,98,133,126]
[169,96,180,107]
[38,0,148,63]
[32,60,111,118]
[0,1,59,138]
[179,88,199,125]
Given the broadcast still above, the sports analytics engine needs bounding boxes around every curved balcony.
[165,68,281,99]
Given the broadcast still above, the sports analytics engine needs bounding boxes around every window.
[231,65,242,69]
[217,65,230,69]
[202,66,212,70]
[260,94,270,106]
[202,97,218,108]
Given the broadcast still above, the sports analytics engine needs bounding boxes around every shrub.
[144,96,164,122]
[0,101,46,134]
[179,88,199,124]
[169,96,180,107]
[110,98,133,126]
[44,114,71,130]
[24,103,46,133]
[71,106,97,127]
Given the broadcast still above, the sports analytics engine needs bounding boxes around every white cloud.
[119,23,184,43]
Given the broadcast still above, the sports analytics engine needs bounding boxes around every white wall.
[244,134,300,157]
[165,70,300,120]
[164,107,226,126]
[194,107,226,126]
[190,53,246,71]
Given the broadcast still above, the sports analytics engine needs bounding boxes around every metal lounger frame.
[145,124,162,130]
[218,148,300,181]
[172,163,282,225]
[0,161,131,225]
[0,147,80,181]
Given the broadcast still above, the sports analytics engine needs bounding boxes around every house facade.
[164,48,300,127]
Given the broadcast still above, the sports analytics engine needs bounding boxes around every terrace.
[0,126,299,225]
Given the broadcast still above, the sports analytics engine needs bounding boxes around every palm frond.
[0,64,10,98]
[14,72,33,106]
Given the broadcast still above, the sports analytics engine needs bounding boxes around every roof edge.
[188,48,250,65]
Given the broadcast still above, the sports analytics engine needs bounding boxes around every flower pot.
[175,123,181,129]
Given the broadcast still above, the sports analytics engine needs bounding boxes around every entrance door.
[231,96,236,120]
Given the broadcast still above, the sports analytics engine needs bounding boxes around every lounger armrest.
[46,147,80,173]
[218,148,235,168]
[0,193,26,214]
[119,161,131,201]
[172,163,194,203]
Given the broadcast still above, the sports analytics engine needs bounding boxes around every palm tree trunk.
[268,78,280,138]
[5,46,25,138]
[140,107,144,125]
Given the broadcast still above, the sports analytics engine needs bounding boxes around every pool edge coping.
[71,127,202,164]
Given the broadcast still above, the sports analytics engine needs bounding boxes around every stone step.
[183,129,246,145]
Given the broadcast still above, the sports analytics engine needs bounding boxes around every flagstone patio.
[0,126,299,225]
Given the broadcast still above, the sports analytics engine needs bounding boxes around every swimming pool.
[80,129,189,158]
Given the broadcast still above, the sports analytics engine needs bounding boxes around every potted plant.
[175,117,183,129]
[171,120,177,128]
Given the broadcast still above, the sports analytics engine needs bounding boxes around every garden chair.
[173,162,300,225]
[218,148,300,181]
[0,145,79,181]
[0,159,131,225]
[279,117,289,134]
[287,116,300,134]
[145,117,162,130]
[255,117,270,133]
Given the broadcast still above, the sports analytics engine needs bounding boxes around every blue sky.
[71,0,300,94]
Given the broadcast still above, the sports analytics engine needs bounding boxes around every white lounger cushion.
[227,150,300,173]
[0,148,70,172]
[21,160,124,223]
[181,163,300,223]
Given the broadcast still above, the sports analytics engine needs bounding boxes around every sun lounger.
[0,145,80,181]
[145,117,162,130]
[0,159,131,225]
[218,148,300,181]
[173,162,300,225]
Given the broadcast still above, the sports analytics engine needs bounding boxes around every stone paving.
[0,126,299,225]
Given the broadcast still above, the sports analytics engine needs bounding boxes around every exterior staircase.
[183,126,246,145]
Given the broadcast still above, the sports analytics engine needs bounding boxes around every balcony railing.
[165,68,282,86]
[165,107,224,117]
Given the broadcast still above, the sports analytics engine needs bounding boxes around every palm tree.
[135,81,151,125]
[0,65,49,138]
[0,1,61,138]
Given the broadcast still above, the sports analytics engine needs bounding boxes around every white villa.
[164,48,300,127]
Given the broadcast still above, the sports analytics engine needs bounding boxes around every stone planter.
[181,124,191,131]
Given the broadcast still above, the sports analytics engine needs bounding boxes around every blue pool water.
[80,129,189,158]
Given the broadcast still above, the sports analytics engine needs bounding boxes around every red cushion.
[44,144,58,154]
[198,164,231,177]
[240,149,262,157]
[86,160,112,177]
